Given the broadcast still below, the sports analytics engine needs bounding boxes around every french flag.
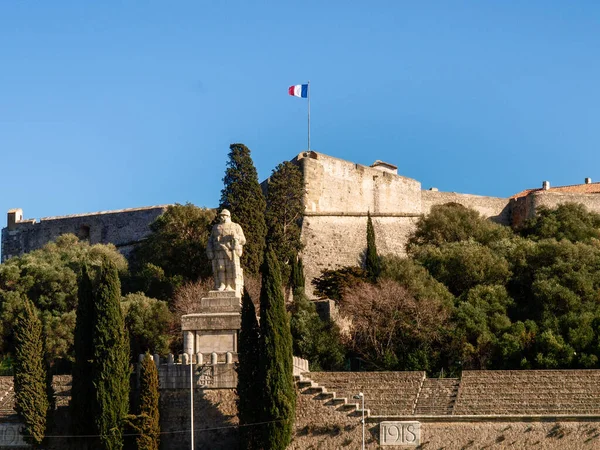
[288,84,308,98]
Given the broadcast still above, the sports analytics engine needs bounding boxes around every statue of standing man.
[206,209,246,297]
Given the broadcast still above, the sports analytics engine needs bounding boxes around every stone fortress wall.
[294,151,513,289]
[3,151,600,290]
[1,205,168,262]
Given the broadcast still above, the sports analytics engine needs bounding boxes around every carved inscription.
[0,424,28,447]
[196,366,214,387]
[379,421,420,446]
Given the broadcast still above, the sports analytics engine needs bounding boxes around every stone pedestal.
[181,290,241,355]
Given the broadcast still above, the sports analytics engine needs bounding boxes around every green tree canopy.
[71,265,96,439]
[311,266,367,301]
[289,257,305,297]
[365,212,381,282]
[0,234,127,367]
[136,353,160,450]
[518,203,600,243]
[13,299,50,447]
[121,293,173,358]
[289,293,346,371]
[92,259,130,450]
[131,203,215,300]
[453,284,513,370]
[414,241,512,297]
[220,143,267,276]
[237,288,261,449]
[256,249,295,449]
[265,161,304,282]
[506,238,600,368]
[380,256,455,306]
[407,203,512,252]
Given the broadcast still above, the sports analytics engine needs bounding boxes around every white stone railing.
[293,356,310,375]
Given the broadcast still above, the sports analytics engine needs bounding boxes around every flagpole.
[307,80,310,151]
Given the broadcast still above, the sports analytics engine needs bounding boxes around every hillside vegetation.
[313,202,600,375]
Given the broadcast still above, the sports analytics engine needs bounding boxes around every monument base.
[181,290,241,355]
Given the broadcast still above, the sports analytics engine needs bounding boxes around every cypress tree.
[265,161,304,282]
[92,259,130,450]
[13,299,49,447]
[257,248,296,449]
[71,265,96,440]
[136,353,160,450]
[365,212,381,282]
[220,143,267,275]
[236,288,261,449]
[290,257,305,297]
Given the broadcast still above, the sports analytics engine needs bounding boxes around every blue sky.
[1,1,599,227]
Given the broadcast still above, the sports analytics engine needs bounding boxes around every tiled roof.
[511,182,600,199]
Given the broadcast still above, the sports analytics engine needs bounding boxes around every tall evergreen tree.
[92,259,130,450]
[71,265,96,440]
[365,212,381,282]
[236,288,261,449]
[290,257,305,297]
[265,161,304,282]
[220,143,267,275]
[256,248,296,449]
[13,299,50,447]
[136,353,160,450]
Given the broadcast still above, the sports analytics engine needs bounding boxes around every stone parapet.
[140,352,239,389]
[139,353,309,390]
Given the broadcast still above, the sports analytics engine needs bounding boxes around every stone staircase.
[454,370,600,415]
[297,369,600,420]
[295,375,370,418]
[297,371,426,417]
[413,378,459,415]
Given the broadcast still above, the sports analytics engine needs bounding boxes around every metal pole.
[354,392,365,449]
[361,393,365,450]
[190,355,194,450]
[307,80,310,151]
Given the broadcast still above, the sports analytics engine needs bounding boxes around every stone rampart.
[301,215,419,291]
[421,190,512,225]
[511,191,600,227]
[294,151,422,289]
[1,205,169,262]
[295,151,515,288]
[295,151,422,215]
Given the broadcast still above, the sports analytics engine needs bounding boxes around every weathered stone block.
[181,313,240,331]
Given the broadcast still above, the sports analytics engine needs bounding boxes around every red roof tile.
[511,182,600,199]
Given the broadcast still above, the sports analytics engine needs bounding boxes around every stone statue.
[206,209,246,296]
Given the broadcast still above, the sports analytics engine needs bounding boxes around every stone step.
[349,409,370,417]
[337,403,359,412]
[324,397,347,407]
[302,386,325,395]
[296,380,314,389]
[314,392,335,401]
